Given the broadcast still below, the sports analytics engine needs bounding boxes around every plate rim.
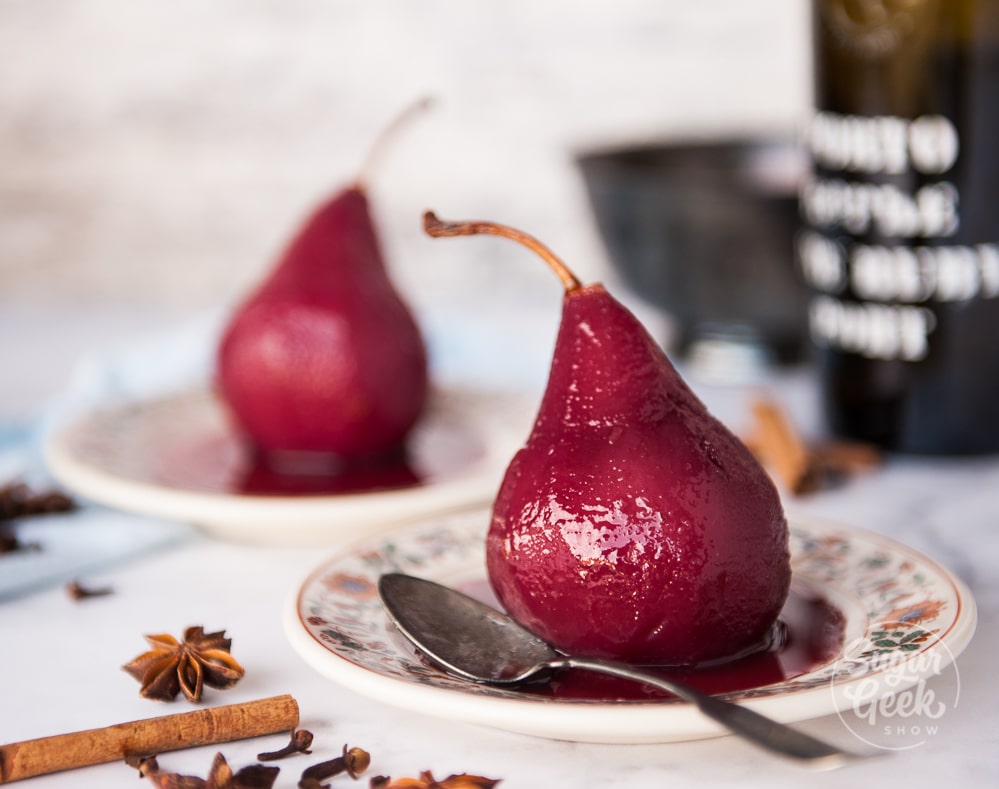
[43,387,528,544]
[284,508,978,743]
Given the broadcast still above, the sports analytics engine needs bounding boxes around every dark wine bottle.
[801,0,999,454]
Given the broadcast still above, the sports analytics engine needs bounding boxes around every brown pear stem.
[422,211,583,293]
[354,97,434,188]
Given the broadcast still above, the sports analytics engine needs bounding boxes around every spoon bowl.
[378,572,856,768]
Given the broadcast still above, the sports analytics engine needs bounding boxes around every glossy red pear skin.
[217,187,427,459]
[486,284,790,666]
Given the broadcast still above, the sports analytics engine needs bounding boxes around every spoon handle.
[560,657,850,767]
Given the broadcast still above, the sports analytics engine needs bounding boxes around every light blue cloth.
[0,510,193,600]
[1,311,223,598]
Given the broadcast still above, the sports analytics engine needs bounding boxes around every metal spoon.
[378,572,852,768]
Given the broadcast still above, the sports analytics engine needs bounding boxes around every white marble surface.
[2,3,995,784]
[0,308,996,788]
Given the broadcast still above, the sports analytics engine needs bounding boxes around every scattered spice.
[743,396,881,495]
[132,751,280,789]
[1,481,76,558]
[123,626,245,702]
[126,753,161,777]
[299,745,370,787]
[0,526,40,555]
[812,439,883,477]
[368,772,501,789]
[257,729,314,761]
[65,578,114,601]
[0,482,76,521]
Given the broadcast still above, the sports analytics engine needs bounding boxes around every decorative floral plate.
[44,388,533,544]
[285,508,977,744]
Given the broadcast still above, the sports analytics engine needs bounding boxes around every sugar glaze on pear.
[216,104,430,470]
[424,211,790,666]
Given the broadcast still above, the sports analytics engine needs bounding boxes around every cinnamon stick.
[748,399,819,494]
[744,396,881,495]
[813,440,882,474]
[0,694,299,784]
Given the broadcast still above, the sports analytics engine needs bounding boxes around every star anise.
[123,626,245,702]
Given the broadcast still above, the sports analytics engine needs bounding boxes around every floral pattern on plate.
[292,508,976,714]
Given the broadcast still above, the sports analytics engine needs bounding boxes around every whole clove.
[257,729,313,761]
[66,579,114,601]
[299,745,370,787]
[125,753,161,778]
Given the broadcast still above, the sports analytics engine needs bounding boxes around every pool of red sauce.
[153,399,491,496]
[457,580,845,701]
[235,452,424,496]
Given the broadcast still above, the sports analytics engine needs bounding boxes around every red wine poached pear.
[217,101,431,471]
[424,212,791,667]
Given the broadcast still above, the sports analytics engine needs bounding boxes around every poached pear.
[424,211,790,666]
[217,108,429,469]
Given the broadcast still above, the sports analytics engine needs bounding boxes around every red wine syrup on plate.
[236,447,424,496]
[458,580,845,701]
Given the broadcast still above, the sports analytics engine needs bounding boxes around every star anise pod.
[123,626,245,702]
[369,772,501,789]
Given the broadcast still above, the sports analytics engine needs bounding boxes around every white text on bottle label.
[802,111,997,361]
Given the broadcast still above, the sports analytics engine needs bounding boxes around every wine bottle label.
[806,0,999,453]
[799,109,999,361]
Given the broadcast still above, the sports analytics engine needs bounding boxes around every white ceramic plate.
[45,388,533,544]
[285,509,977,744]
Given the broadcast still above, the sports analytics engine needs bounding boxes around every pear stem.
[354,97,434,189]
[422,211,583,293]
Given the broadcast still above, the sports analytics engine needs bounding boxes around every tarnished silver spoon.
[378,572,853,768]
